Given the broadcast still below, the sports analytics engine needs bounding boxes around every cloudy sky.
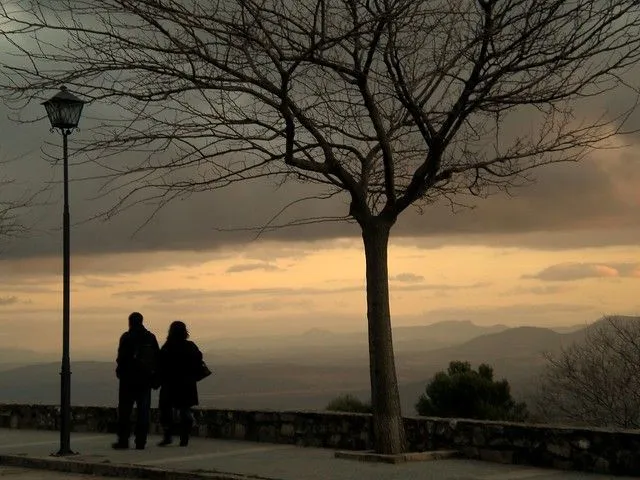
[1,119,639,357]
[1,5,639,358]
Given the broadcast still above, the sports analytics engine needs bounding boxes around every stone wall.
[0,404,373,450]
[404,416,640,476]
[1,404,639,476]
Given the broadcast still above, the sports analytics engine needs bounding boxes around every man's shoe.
[157,438,172,447]
[111,441,129,450]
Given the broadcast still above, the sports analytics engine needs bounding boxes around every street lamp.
[42,86,86,457]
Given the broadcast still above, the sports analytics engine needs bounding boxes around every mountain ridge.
[3,316,636,413]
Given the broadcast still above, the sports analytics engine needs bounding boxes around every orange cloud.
[525,262,640,282]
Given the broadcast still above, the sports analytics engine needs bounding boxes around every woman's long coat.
[158,339,203,408]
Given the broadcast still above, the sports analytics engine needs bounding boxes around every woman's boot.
[179,408,193,446]
[157,428,172,447]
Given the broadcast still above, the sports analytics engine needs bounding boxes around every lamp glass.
[42,87,86,130]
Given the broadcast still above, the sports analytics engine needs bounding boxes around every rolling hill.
[2,317,634,413]
[0,348,57,367]
[202,320,510,365]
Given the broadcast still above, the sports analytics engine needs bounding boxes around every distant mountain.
[395,316,640,412]
[393,320,509,346]
[550,324,589,334]
[584,314,640,331]
[384,325,563,383]
[0,348,57,367]
[0,361,120,406]
[563,315,640,344]
[439,326,565,359]
[2,317,632,414]
[392,325,580,411]
[0,323,562,411]
[203,320,511,365]
[0,360,370,411]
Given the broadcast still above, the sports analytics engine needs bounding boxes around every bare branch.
[535,315,640,428]
[0,177,24,240]
[1,0,639,224]
[0,153,45,246]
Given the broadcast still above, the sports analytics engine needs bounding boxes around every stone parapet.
[1,404,638,476]
[404,416,640,475]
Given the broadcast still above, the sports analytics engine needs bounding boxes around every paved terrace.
[0,429,629,480]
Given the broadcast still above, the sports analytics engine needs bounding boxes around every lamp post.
[42,86,86,457]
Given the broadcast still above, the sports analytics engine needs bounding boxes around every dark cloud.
[226,263,280,273]
[0,249,235,277]
[1,77,640,263]
[1,147,634,260]
[524,262,640,282]
[3,13,640,263]
[397,227,640,252]
[391,273,425,283]
[395,151,640,239]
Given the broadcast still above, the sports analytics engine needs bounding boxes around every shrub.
[326,394,372,414]
[416,360,528,421]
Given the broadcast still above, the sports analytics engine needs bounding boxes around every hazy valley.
[0,318,601,413]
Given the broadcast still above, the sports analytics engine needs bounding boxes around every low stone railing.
[1,404,639,476]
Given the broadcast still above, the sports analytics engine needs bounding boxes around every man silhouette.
[113,311,160,450]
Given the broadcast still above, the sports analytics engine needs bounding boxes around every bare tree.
[535,316,640,429]
[0,177,22,239]
[0,150,49,247]
[2,0,640,453]
[0,157,34,242]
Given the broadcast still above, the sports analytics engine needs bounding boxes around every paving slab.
[0,429,628,480]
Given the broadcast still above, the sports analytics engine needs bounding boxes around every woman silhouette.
[157,320,203,446]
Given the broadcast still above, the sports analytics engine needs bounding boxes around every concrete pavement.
[0,429,629,479]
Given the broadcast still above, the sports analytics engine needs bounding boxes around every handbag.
[195,360,212,382]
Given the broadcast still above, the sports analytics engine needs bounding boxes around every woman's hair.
[167,320,189,342]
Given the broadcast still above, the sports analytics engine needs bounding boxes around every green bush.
[415,360,528,422]
[326,394,372,413]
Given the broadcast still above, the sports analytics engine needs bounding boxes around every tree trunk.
[361,218,406,454]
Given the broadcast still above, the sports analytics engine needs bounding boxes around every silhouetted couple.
[112,312,205,450]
